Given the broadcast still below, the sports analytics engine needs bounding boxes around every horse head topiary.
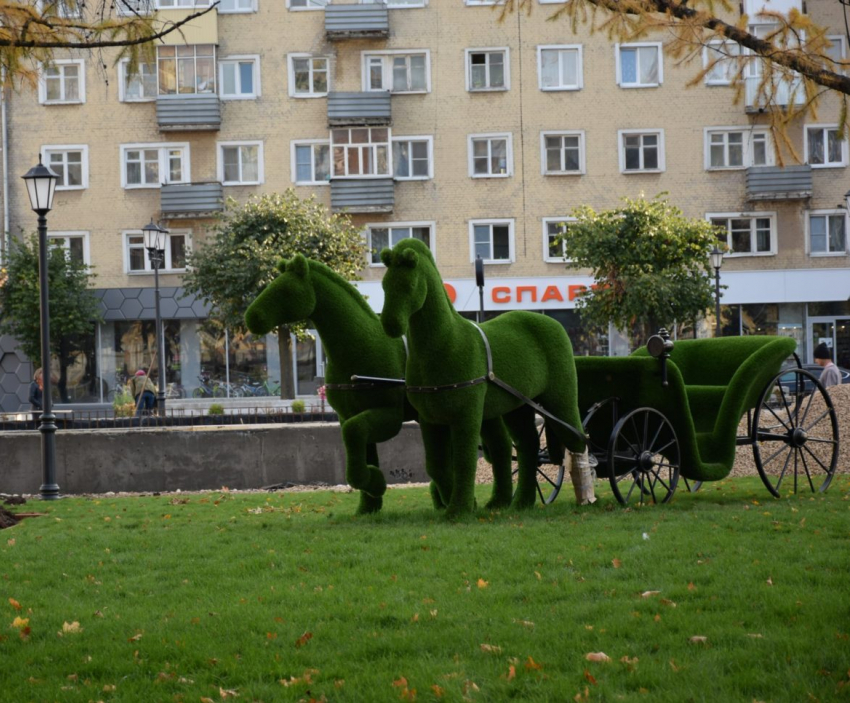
[244,255,315,335]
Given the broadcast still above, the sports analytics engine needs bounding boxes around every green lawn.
[2,476,849,702]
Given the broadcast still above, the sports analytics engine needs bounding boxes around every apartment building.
[0,0,848,411]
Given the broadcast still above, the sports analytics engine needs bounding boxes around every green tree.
[182,191,368,399]
[0,233,102,400]
[562,195,719,342]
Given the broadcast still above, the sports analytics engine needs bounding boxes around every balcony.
[160,182,224,218]
[330,178,394,213]
[746,165,812,200]
[328,92,391,126]
[744,74,805,113]
[325,3,389,40]
[157,94,221,131]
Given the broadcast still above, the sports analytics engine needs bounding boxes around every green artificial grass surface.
[2,477,849,703]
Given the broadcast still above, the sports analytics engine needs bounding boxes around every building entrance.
[808,318,850,368]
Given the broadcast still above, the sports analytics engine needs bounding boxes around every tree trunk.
[277,326,295,400]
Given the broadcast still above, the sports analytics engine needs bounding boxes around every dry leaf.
[612,559,622,569]
[480,643,502,654]
[462,680,479,694]
[393,677,409,688]
[200,697,215,703]
[62,621,82,634]
[583,669,597,685]
[654,614,662,622]
[430,610,438,618]
[687,582,696,591]
[640,591,660,598]
[507,665,516,681]
[669,660,681,672]
[400,686,417,701]
[766,577,774,586]
[103,684,116,692]
[476,579,489,589]
[6,539,15,547]
[8,598,21,611]
[219,687,239,698]
[431,684,445,698]
[127,633,143,642]
[513,619,535,629]
[295,631,313,648]
[689,636,708,644]
[335,680,345,688]
[747,633,764,639]
[411,613,419,623]
[525,656,543,671]
[11,616,29,630]
[660,598,677,608]
[585,652,612,663]
[620,656,639,667]
[534,571,542,581]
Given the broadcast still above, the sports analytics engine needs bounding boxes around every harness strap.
[325,381,401,391]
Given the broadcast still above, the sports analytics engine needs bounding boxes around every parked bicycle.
[251,378,282,397]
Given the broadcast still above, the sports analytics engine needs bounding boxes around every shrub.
[113,391,136,418]
[208,403,225,416]
[291,400,306,414]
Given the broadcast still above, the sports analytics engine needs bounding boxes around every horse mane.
[307,259,381,322]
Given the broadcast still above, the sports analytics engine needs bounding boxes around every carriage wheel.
[511,415,565,505]
[607,408,680,506]
[581,397,619,475]
[752,368,838,498]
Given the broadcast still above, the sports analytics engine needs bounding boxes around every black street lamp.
[21,157,60,500]
[709,246,724,337]
[142,219,168,417]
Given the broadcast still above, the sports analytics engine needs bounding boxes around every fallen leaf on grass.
[534,571,542,581]
[294,631,312,648]
[11,616,29,630]
[669,660,681,672]
[411,613,419,623]
[640,591,660,598]
[585,652,611,663]
[200,698,215,703]
[431,684,445,698]
[480,643,502,654]
[689,636,708,644]
[612,559,622,569]
[127,632,143,642]
[687,582,696,592]
[393,677,408,688]
[513,619,535,629]
[61,621,82,635]
[660,599,677,608]
[462,680,479,695]
[8,598,21,611]
[583,669,597,685]
[219,687,239,698]
[506,665,516,681]
[524,656,543,671]
[747,633,764,639]
[6,539,15,546]
[476,579,489,589]
[620,656,639,668]
[766,577,774,586]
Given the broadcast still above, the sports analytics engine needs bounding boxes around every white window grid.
[618,129,665,173]
[38,59,85,104]
[542,217,576,263]
[615,43,663,88]
[287,0,327,11]
[120,143,190,189]
[291,140,331,185]
[123,230,191,273]
[156,0,210,8]
[366,221,435,266]
[807,210,848,256]
[362,0,425,8]
[331,127,392,179]
[157,44,216,95]
[218,141,264,185]
[465,48,510,92]
[39,0,83,19]
[540,131,585,175]
[219,56,260,100]
[362,51,431,94]
[118,60,157,102]
[703,127,772,170]
[468,133,513,178]
[217,0,256,13]
[288,54,330,98]
[48,231,90,265]
[392,136,433,180]
[804,125,848,168]
[116,0,155,15]
[537,45,582,91]
[469,219,515,264]
[41,145,89,190]
[703,41,742,86]
[707,212,776,257]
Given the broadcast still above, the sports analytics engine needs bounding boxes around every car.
[777,363,850,397]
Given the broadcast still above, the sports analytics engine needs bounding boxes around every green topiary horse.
[244,254,517,514]
[380,239,586,517]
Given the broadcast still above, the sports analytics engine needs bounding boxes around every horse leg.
[503,405,540,509]
[480,417,512,509]
[446,416,483,518]
[340,408,400,514]
[419,421,452,509]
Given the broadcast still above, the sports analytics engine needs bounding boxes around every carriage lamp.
[142,219,169,417]
[709,246,724,337]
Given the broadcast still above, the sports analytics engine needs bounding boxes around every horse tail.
[544,420,566,465]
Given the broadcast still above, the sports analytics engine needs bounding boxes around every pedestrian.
[129,369,157,415]
[29,368,44,411]
[813,342,841,388]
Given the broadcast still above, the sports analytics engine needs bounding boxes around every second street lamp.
[709,246,724,338]
[142,219,168,417]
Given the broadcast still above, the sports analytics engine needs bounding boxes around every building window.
[220,56,260,99]
[157,0,211,7]
[218,0,255,12]
[367,223,433,265]
[805,126,847,168]
[40,0,83,19]
[157,45,216,95]
[125,230,190,273]
[49,232,89,265]
[392,137,432,180]
[363,0,425,7]
[331,128,391,178]
[364,52,429,93]
[41,145,88,190]
[288,55,329,97]
[119,60,157,102]
[287,0,327,10]
[808,211,847,256]
[470,219,514,264]
[291,140,330,185]
[616,43,662,88]
[705,128,771,169]
[121,143,189,188]
[826,35,846,72]
[39,60,85,104]
[541,131,584,175]
[466,48,509,92]
[218,141,263,185]
[703,41,741,85]
[469,133,512,178]
[543,218,575,263]
[117,0,155,14]
[709,214,775,256]
[538,45,582,91]
[618,130,664,173]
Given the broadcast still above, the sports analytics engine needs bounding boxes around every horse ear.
[276,258,288,273]
[380,249,394,267]
[289,254,309,278]
[399,249,418,269]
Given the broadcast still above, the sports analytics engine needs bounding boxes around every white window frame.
[287,54,331,98]
[465,47,510,92]
[804,124,848,168]
[540,130,585,176]
[366,221,436,267]
[702,40,742,86]
[217,140,264,186]
[469,219,515,265]
[826,35,847,74]
[361,0,425,8]
[40,144,89,190]
[806,210,848,257]
[391,135,433,180]
[464,0,503,6]
[123,229,191,274]
[116,0,155,15]
[537,45,583,91]
[118,59,157,102]
[361,50,431,94]
[330,127,392,179]
[286,0,327,11]
[618,129,665,173]
[468,132,513,178]
[219,55,261,100]
[707,212,777,257]
[615,42,663,88]
[120,142,190,189]
[290,139,331,186]
[703,127,773,170]
[156,0,211,8]
[38,59,86,105]
[542,217,576,263]
[48,231,91,265]
[217,0,256,13]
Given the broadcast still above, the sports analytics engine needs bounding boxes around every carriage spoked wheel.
[510,414,565,505]
[606,408,680,505]
[752,368,838,498]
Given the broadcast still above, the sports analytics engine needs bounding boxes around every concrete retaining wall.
[0,422,426,495]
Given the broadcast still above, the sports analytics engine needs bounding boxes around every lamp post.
[142,219,168,417]
[709,246,724,338]
[21,157,60,500]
